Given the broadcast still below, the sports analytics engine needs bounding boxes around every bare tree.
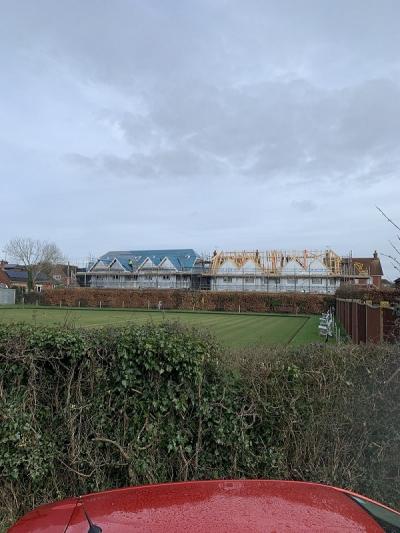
[3,237,64,290]
[377,206,400,276]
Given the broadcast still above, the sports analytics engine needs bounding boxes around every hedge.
[0,323,399,530]
[336,285,400,304]
[28,287,334,314]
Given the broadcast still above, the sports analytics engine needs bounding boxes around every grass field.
[0,306,322,347]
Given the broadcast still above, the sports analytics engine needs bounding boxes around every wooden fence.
[336,298,399,343]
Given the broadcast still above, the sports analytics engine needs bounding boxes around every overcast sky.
[1,1,399,278]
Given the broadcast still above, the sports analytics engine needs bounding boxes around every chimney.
[373,250,378,259]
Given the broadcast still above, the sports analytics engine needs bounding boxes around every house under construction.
[84,249,201,290]
[208,249,343,293]
[78,248,383,294]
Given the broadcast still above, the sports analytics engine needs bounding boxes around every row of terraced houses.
[76,248,384,294]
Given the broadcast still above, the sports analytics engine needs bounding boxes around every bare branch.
[389,240,400,258]
[376,206,400,232]
[377,207,400,278]
[381,253,400,274]
[3,237,64,290]
[92,437,130,461]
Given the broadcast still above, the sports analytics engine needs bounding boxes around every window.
[54,274,62,281]
[350,495,400,532]
[162,275,170,280]
[286,278,296,285]
[329,278,336,285]
[145,275,152,280]
[265,278,280,285]
[244,277,255,283]
[112,275,119,280]
[223,277,233,283]
[312,278,322,284]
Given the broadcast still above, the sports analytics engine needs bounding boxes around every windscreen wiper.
[80,499,102,533]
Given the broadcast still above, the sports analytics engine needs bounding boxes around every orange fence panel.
[336,298,397,344]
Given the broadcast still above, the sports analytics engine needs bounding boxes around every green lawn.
[0,306,322,347]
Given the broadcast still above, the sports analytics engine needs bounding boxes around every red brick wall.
[39,288,332,315]
[0,270,10,287]
[371,275,381,288]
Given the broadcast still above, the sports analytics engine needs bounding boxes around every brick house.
[0,262,53,292]
[0,271,10,287]
[52,264,79,287]
[341,251,383,289]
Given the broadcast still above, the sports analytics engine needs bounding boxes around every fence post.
[351,300,357,343]
[365,300,372,343]
[380,301,390,342]
[358,301,366,344]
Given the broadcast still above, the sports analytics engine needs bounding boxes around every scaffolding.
[205,249,364,294]
[209,249,342,274]
[76,248,372,293]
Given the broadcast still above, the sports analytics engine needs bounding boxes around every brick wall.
[38,288,333,314]
[0,270,10,287]
[0,262,10,287]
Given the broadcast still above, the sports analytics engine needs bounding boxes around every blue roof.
[4,269,28,280]
[98,249,199,272]
[4,269,49,282]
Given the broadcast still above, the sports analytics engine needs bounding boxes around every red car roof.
[10,479,391,532]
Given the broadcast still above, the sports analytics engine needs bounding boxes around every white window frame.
[312,278,323,285]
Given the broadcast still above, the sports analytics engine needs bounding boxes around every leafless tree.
[3,237,64,290]
[377,207,400,277]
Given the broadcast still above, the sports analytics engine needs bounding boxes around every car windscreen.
[350,496,400,533]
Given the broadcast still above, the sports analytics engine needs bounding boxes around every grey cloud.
[67,147,226,180]
[1,0,400,280]
[291,200,318,212]
[71,77,400,184]
[65,153,99,169]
